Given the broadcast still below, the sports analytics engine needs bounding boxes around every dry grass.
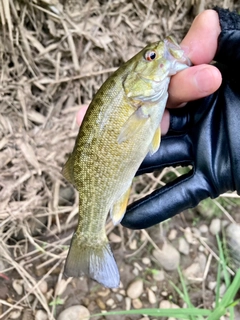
[1,0,240,319]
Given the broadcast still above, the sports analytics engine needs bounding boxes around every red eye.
[145,50,157,61]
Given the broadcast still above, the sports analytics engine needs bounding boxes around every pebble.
[127,279,143,299]
[106,298,115,307]
[153,243,180,271]
[116,294,123,302]
[168,229,177,240]
[132,267,139,276]
[225,223,240,269]
[132,298,142,309]
[216,283,226,297]
[147,288,156,304]
[12,279,23,295]
[39,280,48,294]
[184,227,194,244]
[209,218,221,235]
[178,238,190,255]
[96,298,106,310]
[98,288,110,297]
[208,281,217,291]
[109,233,122,243]
[125,297,131,310]
[35,310,48,320]
[142,257,151,265]
[9,311,21,319]
[129,239,137,250]
[199,224,208,234]
[159,300,180,309]
[139,317,149,320]
[57,305,90,320]
[183,253,206,282]
[153,270,165,282]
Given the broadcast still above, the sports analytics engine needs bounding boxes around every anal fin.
[110,187,131,225]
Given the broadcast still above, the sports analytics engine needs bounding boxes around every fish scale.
[62,37,191,288]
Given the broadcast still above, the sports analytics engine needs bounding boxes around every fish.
[62,37,190,288]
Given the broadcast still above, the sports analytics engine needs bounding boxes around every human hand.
[122,7,240,229]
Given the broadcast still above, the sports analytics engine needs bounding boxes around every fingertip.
[168,64,222,108]
[76,105,88,126]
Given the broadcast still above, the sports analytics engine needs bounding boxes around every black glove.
[121,7,240,230]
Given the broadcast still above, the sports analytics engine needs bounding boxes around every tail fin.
[64,233,120,288]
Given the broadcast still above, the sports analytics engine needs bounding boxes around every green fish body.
[62,37,190,288]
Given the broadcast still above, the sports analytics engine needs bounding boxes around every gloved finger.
[214,7,240,70]
[137,136,193,175]
[121,172,211,229]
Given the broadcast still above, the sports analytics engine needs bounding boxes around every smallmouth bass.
[62,37,190,288]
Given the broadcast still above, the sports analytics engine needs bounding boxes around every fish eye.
[145,50,157,61]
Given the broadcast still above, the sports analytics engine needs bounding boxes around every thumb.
[121,171,211,229]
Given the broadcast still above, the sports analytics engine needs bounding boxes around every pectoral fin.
[110,187,131,225]
[149,126,161,155]
[118,107,150,144]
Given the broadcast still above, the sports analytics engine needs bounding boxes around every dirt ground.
[1,0,240,319]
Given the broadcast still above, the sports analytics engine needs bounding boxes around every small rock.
[98,288,110,297]
[129,239,137,250]
[151,285,157,292]
[225,223,240,269]
[184,227,194,244]
[208,281,217,291]
[199,224,208,233]
[119,289,126,296]
[39,280,48,294]
[183,253,206,282]
[132,267,139,276]
[192,227,201,238]
[142,257,151,265]
[125,297,131,310]
[161,291,168,297]
[133,262,143,271]
[57,305,90,320]
[127,279,143,299]
[9,311,21,319]
[153,243,180,271]
[168,229,177,240]
[198,245,205,252]
[12,279,23,295]
[147,288,156,304]
[153,270,165,282]
[209,218,221,235]
[106,298,115,307]
[116,294,123,302]
[216,283,226,297]
[178,238,190,255]
[35,310,48,320]
[139,317,149,320]
[96,298,106,310]
[159,300,180,309]
[109,233,122,243]
[132,298,142,309]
